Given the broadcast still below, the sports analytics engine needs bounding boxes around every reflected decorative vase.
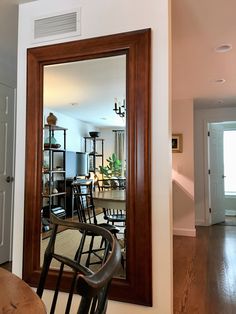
[46,112,57,125]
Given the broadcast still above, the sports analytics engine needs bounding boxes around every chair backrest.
[37,214,121,314]
[97,178,126,191]
[72,180,98,225]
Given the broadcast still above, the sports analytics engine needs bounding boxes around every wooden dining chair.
[72,180,119,267]
[97,178,126,191]
[37,214,121,314]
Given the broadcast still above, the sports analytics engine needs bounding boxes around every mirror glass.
[40,55,127,279]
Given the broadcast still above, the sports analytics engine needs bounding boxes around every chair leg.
[74,231,86,263]
[65,271,77,314]
[77,296,93,314]
[50,262,64,314]
[86,235,95,267]
[120,253,125,269]
[37,253,52,297]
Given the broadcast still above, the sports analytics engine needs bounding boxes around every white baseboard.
[225,209,236,216]
[195,219,208,226]
[173,227,196,237]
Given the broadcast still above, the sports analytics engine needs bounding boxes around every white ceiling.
[2,0,236,112]
[172,0,236,106]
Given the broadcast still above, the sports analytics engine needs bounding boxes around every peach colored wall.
[172,99,196,236]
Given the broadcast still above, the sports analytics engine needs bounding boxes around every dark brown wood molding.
[24,28,152,306]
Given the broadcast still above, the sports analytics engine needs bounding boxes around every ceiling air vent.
[33,9,80,43]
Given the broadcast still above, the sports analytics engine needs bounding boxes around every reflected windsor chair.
[72,180,119,267]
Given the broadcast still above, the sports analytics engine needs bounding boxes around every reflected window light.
[224,130,236,195]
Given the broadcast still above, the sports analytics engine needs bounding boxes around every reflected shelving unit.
[84,136,104,173]
[42,124,67,219]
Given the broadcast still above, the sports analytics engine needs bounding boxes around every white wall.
[99,127,126,165]
[44,108,95,152]
[194,106,236,225]
[14,0,172,313]
[0,3,18,87]
[172,99,195,236]
[98,127,114,164]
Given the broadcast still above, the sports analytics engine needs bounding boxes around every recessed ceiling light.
[214,79,226,84]
[215,44,232,53]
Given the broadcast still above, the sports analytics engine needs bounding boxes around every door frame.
[9,87,16,260]
[207,122,226,225]
[194,105,236,226]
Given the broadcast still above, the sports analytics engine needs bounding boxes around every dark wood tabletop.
[93,189,126,202]
[93,189,126,210]
[0,268,46,313]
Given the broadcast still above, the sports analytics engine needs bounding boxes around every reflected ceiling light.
[113,98,126,118]
[215,44,232,53]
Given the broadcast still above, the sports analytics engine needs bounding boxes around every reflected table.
[0,268,46,313]
[93,190,126,210]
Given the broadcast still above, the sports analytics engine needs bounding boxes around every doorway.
[194,105,236,226]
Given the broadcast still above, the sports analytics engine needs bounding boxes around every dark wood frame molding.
[24,29,152,306]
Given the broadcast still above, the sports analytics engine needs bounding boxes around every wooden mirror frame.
[23,29,152,306]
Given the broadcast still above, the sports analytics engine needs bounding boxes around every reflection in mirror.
[41,55,127,279]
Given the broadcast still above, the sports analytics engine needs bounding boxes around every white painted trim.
[9,87,17,261]
[225,193,236,198]
[173,227,196,237]
[196,219,209,226]
[225,209,236,216]
[203,119,211,225]
[194,106,236,227]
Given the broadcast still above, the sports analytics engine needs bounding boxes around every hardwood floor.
[1,223,236,312]
[174,225,236,314]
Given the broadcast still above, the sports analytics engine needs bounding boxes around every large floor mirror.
[24,29,152,306]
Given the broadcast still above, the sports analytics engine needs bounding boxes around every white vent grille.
[33,9,80,42]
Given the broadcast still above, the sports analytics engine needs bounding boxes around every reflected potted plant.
[99,153,122,178]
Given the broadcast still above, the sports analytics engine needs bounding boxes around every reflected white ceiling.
[44,55,126,128]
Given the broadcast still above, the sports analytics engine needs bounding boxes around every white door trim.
[194,105,236,226]
[9,88,16,260]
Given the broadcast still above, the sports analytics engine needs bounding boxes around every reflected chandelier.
[113,98,126,118]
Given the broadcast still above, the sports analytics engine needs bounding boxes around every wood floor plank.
[174,225,236,314]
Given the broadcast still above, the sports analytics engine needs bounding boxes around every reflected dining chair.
[37,214,121,314]
[97,179,126,228]
[72,180,119,267]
